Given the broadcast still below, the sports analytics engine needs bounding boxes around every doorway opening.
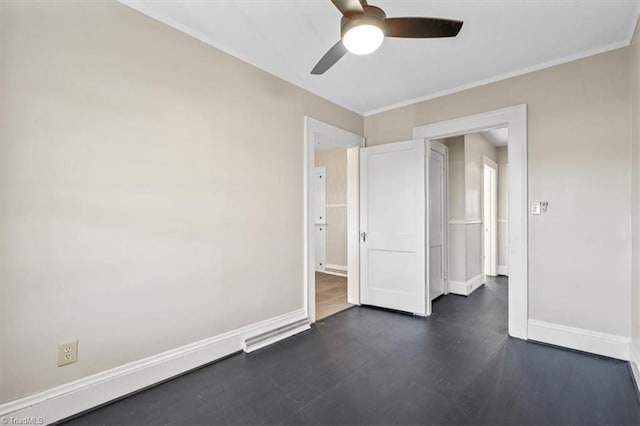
[433,128,509,300]
[414,105,527,339]
[304,117,364,323]
[428,128,509,325]
[314,149,350,319]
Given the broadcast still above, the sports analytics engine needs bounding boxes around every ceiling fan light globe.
[342,24,384,55]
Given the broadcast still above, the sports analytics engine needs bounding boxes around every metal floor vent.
[244,318,310,353]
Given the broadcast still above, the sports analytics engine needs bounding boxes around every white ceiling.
[121,0,640,115]
[481,127,509,147]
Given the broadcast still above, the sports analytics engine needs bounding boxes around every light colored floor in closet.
[315,271,352,320]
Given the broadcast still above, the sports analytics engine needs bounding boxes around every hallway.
[315,271,352,320]
[65,277,640,425]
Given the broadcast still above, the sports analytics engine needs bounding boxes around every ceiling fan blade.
[330,0,364,17]
[384,17,463,38]
[311,40,348,75]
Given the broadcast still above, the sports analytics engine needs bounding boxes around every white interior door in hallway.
[483,160,498,277]
[428,141,448,301]
[359,140,426,315]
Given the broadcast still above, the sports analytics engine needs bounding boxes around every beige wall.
[441,137,466,282]
[464,133,497,280]
[497,147,509,271]
[2,0,637,405]
[631,20,640,358]
[443,137,465,220]
[464,133,497,221]
[441,134,499,282]
[365,48,632,337]
[315,148,348,268]
[0,1,362,402]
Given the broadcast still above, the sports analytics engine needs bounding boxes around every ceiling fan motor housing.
[340,5,386,38]
[311,1,463,74]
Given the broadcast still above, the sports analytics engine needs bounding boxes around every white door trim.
[427,140,449,302]
[412,104,528,340]
[346,147,360,305]
[483,157,498,277]
[304,117,364,323]
[313,166,327,272]
[483,156,498,170]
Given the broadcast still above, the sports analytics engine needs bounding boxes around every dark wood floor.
[64,276,640,425]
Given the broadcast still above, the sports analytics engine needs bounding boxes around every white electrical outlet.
[58,340,78,366]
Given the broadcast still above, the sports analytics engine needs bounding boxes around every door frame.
[483,157,498,277]
[413,104,528,340]
[304,117,364,323]
[313,166,327,272]
[427,140,449,300]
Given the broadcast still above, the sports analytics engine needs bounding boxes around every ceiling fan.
[311,0,463,74]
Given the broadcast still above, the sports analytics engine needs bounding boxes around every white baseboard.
[448,281,467,295]
[497,265,508,276]
[0,309,309,425]
[448,274,485,296]
[325,263,347,272]
[630,340,640,396]
[322,270,347,278]
[528,319,630,361]
[320,264,347,277]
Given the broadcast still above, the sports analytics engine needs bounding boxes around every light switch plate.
[530,201,541,215]
[531,201,549,215]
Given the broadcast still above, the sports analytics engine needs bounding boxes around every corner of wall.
[629,12,640,395]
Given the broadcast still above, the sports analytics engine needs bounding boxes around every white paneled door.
[428,141,448,301]
[359,140,426,315]
[483,162,498,277]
